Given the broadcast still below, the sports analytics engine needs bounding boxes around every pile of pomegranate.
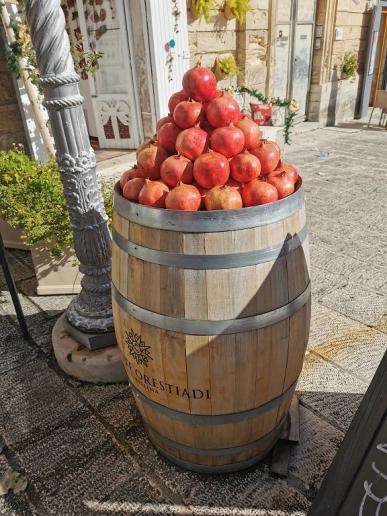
[119,64,300,211]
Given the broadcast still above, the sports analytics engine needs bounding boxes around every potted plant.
[340,52,358,80]
[224,0,252,23]
[190,0,216,22]
[214,54,240,81]
[0,147,113,295]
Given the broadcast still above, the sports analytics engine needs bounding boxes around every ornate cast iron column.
[25,0,114,346]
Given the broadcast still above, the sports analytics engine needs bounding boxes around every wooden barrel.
[112,180,311,473]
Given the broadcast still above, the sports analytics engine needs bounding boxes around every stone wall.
[0,38,27,151]
[308,0,370,125]
[187,0,269,93]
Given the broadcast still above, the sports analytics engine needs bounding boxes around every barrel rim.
[112,223,308,269]
[112,281,311,336]
[113,179,304,233]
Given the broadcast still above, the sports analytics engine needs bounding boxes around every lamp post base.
[52,314,127,384]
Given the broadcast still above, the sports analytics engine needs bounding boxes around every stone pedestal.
[52,314,127,384]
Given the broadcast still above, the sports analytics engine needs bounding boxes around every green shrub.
[194,0,216,22]
[0,147,113,256]
[341,52,358,79]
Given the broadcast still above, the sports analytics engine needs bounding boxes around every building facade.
[1,0,386,155]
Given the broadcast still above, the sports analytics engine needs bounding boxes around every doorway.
[64,0,142,149]
[272,0,316,121]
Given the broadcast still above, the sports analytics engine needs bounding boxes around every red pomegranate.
[273,161,299,184]
[138,179,169,208]
[168,90,189,115]
[136,138,156,159]
[173,100,203,129]
[165,183,201,211]
[241,179,278,207]
[236,115,261,150]
[156,122,180,154]
[122,177,146,202]
[226,177,243,193]
[182,64,217,102]
[266,171,295,199]
[119,165,142,190]
[250,140,281,175]
[137,145,168,180]
[176,126,209,161]
[156,115,173,132]
[204,185,243,211]
[206,92,241,128]
[160,155,193,187]
[210,123,245,158]
[230,151,261,183]
[193,151,230,189]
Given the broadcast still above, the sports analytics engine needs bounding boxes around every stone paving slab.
[123,427,311,515]
[319,281,386,327]
[0,318,37,374]
[0,359,87,449]
[17,277,75,318]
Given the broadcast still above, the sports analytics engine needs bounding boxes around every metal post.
[24,0,114,346]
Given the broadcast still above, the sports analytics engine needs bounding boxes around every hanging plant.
[71,32,103,80]
[172,0,181,33]
[224,0,252,23]
[214,54,240,81]
[236,86,299,145]
[191,0,216,22]
[340,52,358,80]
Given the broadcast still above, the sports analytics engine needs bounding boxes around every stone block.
[245,9,269,30]
[196,30,237,53]
[17,277,74,317]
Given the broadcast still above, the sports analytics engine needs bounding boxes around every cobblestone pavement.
[0,125,386,515]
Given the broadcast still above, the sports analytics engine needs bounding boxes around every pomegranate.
[226,177,243,193]
[192,182,208,209]
[160,155,193,187]
[182,64,217,102]
[119,165,142,190]
[136,138,156,159]
[273,161,299,184]
[202,89,222,111]
[165,183,201,211]
[176,126,209,161]
[241,179,278,207]
[137,144,168,180]
[122,177,146,202]
[250,140,281,175]
[157,122,180,154]
[266,171,295,199]
[204,185,243,211]
[173,100,203,129]
[138,179,169,208]
[210,123,245,158]
[193,151,230,189]
[156,115,173,132]
[168,90,189,115]
[206,92,241,128]
[236,115,261,150]
[230,150,261,183]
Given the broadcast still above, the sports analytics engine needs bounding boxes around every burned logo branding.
[125,329,153,367]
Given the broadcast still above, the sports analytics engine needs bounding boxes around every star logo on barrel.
[125,329,153,367]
